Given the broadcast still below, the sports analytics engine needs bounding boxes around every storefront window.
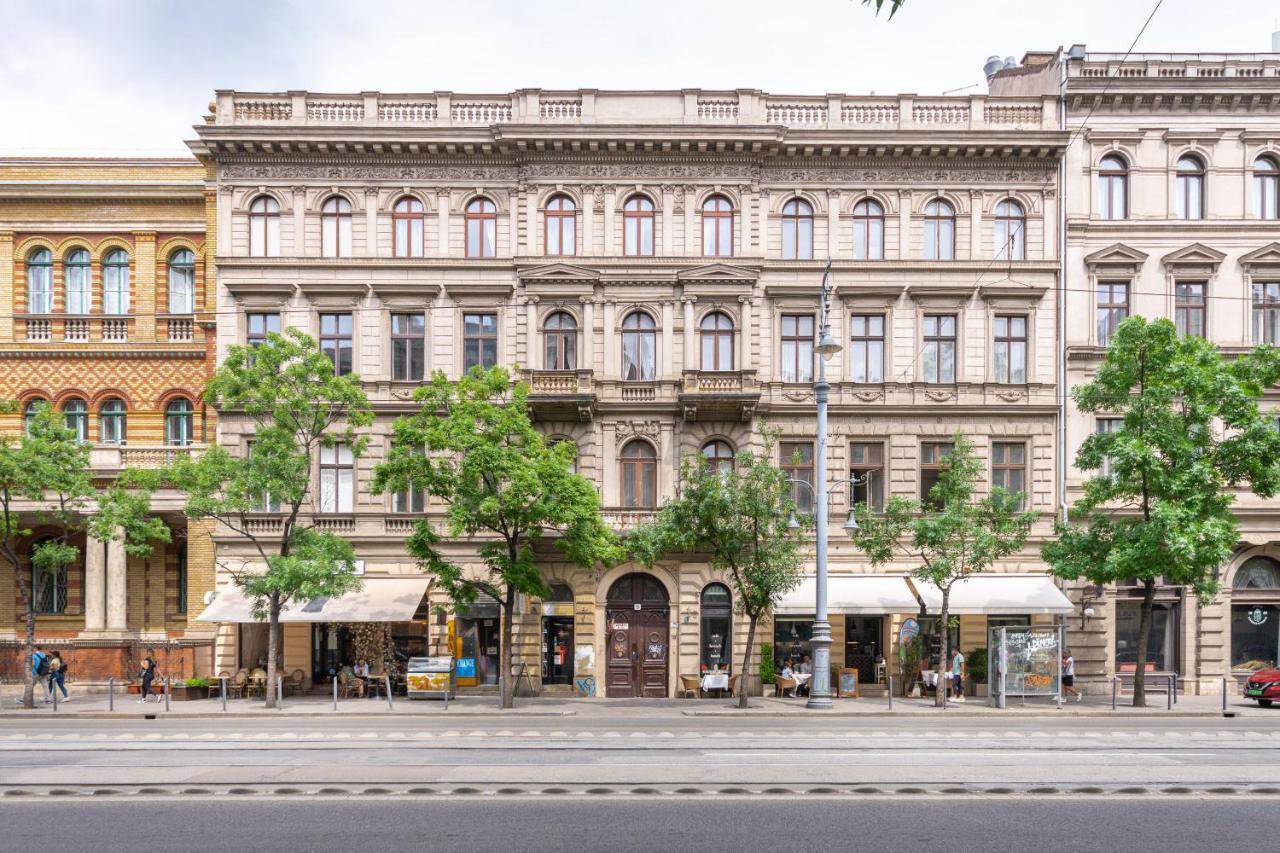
[918,615,960,669]
[1115,601,1179,673]
[1231,556,1280,671]
[700,583,732,672]
[844,616,883,683]
[773,618,813,668]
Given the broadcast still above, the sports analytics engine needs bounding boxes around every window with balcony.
[463,312,498,371]
[1253,155,1279,220]
[621,311,657,381]
[919,442,955,508]
[1175,282,1206,339]
[65,249,90,315]
[545,195,576,256]
[1175,155,1205,220]
[623,195,655,256]
[247,312,280,347]
[321,196,353,258]
[465,197,497,258]
[921,314,956,384]
[319,443,354,514]
[98,398,126,445]
[26,249,52,315]
[781,198,814,260]
[248,195,280,257]
[1253,282,1280,345]
[102,249,130,315]
[165,398,194,447]
[852,199,884,260]
[780,314,814,383]
[619,440,657,509]
[701,439,735,474]
[390,445,426,513]
[1097,282,1129,346]
[543,311,577,371]
[994,199,1025,260]
[392,196,425,257]
[850,441,885,512]
[699,312,734,371]
[247,440,280,512]
[991,442,1027,510]
[62,398,88,443]
[993,315,1027,384]
[849,314,884,383]
[319,313,354,376]
[1098,155,1128,220]
[922,199,955,260]
[702,195,733,257]
[391,313,426,381]
[167,249,195,314]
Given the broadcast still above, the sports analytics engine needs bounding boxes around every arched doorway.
[605,572,670,697]
[1232,556,1280,673]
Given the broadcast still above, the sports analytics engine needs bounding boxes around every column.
[292,187,307,256]
[580,296,595,372]
[603,187,616,254]
[581,186,595,256]
[739,295,753,370]
[364,188,379,257]
[525,296,539,369]
[83,535,106,632]
[827,191,841,258]
[1042,190,1057,261]
[133,231,156,340]
[897,190,912,259]
[661,300,675,379]
[0,231,13,340]
[603,422,619,506]
[603,300,617,379]
[739,185,753,256]
[525,190,538,256]
[969,190,983,260]
[218,187,233,261]
[682,297,695,373]
[683,186,697,256]
[437,190,451,257]
[106,533,128,633]
[507,190,519,257]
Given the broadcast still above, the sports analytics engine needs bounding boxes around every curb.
[2,710,579,720]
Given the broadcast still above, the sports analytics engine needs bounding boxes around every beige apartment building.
[994,47,1280,694]
[190,88,1072,697]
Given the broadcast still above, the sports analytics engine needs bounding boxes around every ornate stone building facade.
[0,158,217,681]
[192,89,1069,696]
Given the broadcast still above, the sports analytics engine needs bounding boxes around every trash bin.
[407,656,455,700]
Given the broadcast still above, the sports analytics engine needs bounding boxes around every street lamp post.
[808,260,841,710]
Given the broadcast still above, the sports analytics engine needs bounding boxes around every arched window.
[702,195,734,257]
[64,249,91,314]
[465,197,497,258]
[621,311,656,381]
[852,199,884,260]
[167,249,195,314]
[1232,556,1280,672]
[699,311,734,371]
[23,399,47,436]
[1235,557,1280,589]
[551,437,579,474]
[619,440,657,508]
[1176,155,1205,220]
[1098,155,1128,220]
[543,311,577,371]
[25,249,53,315]
[99,398,127,445]
[320,196,352,258]
[701,439,734,474]
[922,199,955,260]
[165,398,194,447]
[994,199,1026,261]
[102,249,130,315]
[30,536,68,615]
[544,195,576,256]
[248,195,280,257]
[623,195,655,256]
[700,583,732,671]
[781,198,814,260]
[62,398,88,443]
[1254,155,1280,220]
[392,196,425,257]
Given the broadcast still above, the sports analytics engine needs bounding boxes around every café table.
[793,671,812,696]
[700,671,730,697]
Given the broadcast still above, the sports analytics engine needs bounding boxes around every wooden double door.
[605,573,670,698]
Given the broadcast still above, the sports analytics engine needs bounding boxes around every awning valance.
[195,577,431,624]
[775,575,920,615]
[914,575,1073,616]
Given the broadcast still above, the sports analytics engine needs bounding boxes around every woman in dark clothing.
[138,649,159,703]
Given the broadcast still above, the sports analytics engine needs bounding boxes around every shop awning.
[914,575,1073,616]
[194,577,431,624]
[775,575,920,615]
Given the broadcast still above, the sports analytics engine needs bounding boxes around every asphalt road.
[0,798,1271,853]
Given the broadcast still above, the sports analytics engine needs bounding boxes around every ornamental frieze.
[764,166,1057,184]
[219,163,521,181]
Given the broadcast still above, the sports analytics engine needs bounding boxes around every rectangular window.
[175,544,188,616]
[991,442,1027,510]
[849,442,885,512]
[1115,601,1179,673]
[993,315,1027,384]
[1175,282,1206,339]
[247,312,280,347]
[391,313,426,381]
[780,441,815,513]
[1097,282,1129,346]
[32,562,68,615]
[1096,417,1123,477]
[1252,283,1280,345]
[780,314,814,383]
[849,315,884,383]
[919,441,955,507]
[319,313,353,376]
[921,314,956,384]
[247,441,280,512]
[319,443,354,514]
[463,312,498,371]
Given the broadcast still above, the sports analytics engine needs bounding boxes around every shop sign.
[1248,607,1269,626]
[456,657,477,678]
[899,618,920,644]
[542,603,575,617]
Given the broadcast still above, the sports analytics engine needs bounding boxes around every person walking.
[29,645,52,704]
[1062,650,1082,702]
[949,648,966,702]
[47,651,69,702]
[138,649,159,703]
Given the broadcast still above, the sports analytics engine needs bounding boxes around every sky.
[1,0,1278,155]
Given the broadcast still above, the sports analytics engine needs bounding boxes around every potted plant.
[759,643,777,695]
[966,647,988,698]
[170,677,210,701]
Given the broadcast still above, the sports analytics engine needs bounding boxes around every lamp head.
[815,331,841,360]
[843,508,859,532]
[787,511,801,530]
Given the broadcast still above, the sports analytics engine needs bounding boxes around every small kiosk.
[989,625,1064,708]
[407,656,456,701]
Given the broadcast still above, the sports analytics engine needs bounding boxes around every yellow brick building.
[0,158,218,682]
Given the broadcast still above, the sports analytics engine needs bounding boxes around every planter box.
[169,685,209,701]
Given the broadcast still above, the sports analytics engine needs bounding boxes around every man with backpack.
[31,645,52,704]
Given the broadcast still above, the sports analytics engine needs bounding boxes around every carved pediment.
[517,262,600,283]
[1084,242,1148,272]
[1239,242,1280,273]
[676,263,759,283]
[1161,242,1226,272]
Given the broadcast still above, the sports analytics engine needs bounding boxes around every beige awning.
[775,575,921,615]
[194,577,431,624]
[914,575,1073,616]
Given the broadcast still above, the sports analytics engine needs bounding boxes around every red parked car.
[1244,668,1280,707]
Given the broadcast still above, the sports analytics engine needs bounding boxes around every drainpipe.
[1057,50,1069,532]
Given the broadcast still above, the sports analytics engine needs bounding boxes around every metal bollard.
[385,675,394,711]
[1167,675,1173,711]
[332,675,338,711]
[1222,676,1228,713]
[163,677,171,712]
[276,677,283,709]
[1111,676,1117,711]
[108,677,114,712]
[220,676,227,712]
[1172,673,1179,705]
[887,675,893,711]
[51,680,58,712]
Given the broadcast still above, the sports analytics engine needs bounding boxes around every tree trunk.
[1132,578,1156,708]
[13,562,36,709]
[265,596,280,709]
[738,614,758,710]
[499,587,515,710]
[935,589,950,709]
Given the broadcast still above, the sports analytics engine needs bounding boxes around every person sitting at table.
[797,655,813,696]
[780,660,797,697]
[340,661,362,697]
[354,658,371,696]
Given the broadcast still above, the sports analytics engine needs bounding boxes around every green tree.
[0,403,168,708]
[629,435,805,708]
[1043,317,1280,706]
[371,366,623,709]
[172,328,373,708]
[850,433,1035,707]
[862,0,907,17]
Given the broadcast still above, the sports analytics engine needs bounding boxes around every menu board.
[1001,628,1059,696]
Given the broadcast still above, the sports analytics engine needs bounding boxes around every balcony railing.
[89,444,205,470]
[600,508,656,532]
